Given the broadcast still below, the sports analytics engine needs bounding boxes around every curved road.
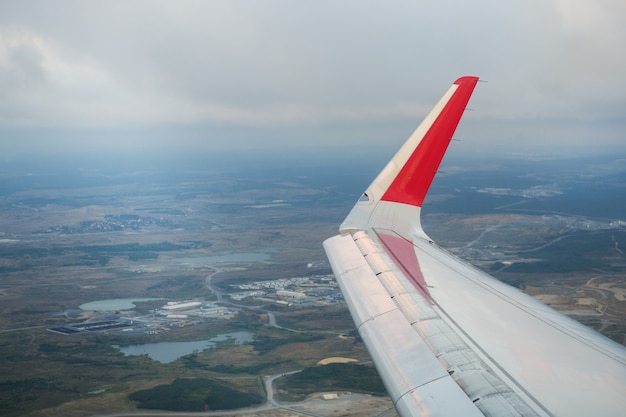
[263,370,327,417]
[90,368,328,417]
[204,266,225,302]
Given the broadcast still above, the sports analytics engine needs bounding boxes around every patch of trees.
[0,241,191,268]
[208,363,273,374]
[76,242,188,265]
[505,230,626,275]
[278,363,387,398]
[180,355,278,374]
[128,378,263,411]
[0,377,78,416]
[251,330,324,353]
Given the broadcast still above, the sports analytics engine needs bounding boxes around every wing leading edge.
[324,77,626,417]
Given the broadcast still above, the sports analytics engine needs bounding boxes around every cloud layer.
[1,1,624,153]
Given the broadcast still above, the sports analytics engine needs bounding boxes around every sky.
[1,0,625,158]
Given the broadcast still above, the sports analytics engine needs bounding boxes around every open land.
[0,151,624,416]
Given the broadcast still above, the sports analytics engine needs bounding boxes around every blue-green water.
[113,331,253,363]
[79,298,166,311]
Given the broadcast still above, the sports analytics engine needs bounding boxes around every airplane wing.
[323,76,626,417]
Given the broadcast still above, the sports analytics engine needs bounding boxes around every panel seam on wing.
[354,307,399,331]
[395,373,450,403]
[418,239,626,365]
[352,230,548,417]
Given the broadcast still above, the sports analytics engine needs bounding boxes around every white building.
[276,290,305,299]
[161,301,202,311]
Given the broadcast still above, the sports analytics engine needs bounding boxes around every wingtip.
[340,76,480,237]
[454,76,480,85]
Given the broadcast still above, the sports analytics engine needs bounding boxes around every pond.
[79,298,166,311]
[113,331,254,363]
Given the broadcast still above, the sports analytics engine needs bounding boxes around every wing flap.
[413,237,626,416]
[327,231,546,417]
[324,233,484,417]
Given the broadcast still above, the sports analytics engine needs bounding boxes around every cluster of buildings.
[228,274,341,306]
[48,274,342,336]
[48,214,170,234]
[48,299,235,336]
[156,300,234,320]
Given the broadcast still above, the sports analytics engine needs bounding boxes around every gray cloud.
[0,0,624,153]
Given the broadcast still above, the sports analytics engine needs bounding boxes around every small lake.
[79,298,166,311]
[113,331,254,363]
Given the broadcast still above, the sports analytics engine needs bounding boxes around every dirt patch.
[317,357,358,365]
[295,392,397,417]
[599,283,626,302]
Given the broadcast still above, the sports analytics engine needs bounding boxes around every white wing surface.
[323,77,626,417]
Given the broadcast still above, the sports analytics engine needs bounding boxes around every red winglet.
[381,76,479,207]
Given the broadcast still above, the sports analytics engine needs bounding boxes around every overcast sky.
[1,0,624,157]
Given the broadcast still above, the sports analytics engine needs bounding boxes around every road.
[0,325,45,333]
[461,224,503,248]
[205,266,225,302]
[90,368,329,417]
[263,370,327,417]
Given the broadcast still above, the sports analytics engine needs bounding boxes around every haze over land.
[0,147,625,415]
